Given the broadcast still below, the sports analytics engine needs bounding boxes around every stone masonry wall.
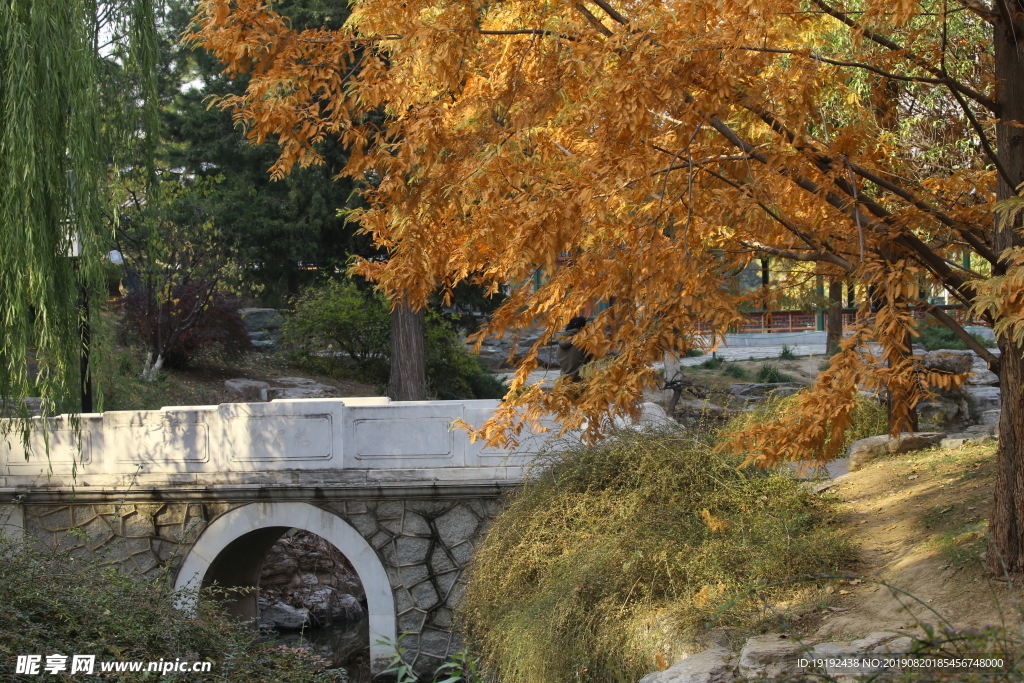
[21,501,240,578]
[315,497,504,674]
[20,494,504,676]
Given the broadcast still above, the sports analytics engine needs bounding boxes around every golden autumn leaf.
[189,0,1024,571]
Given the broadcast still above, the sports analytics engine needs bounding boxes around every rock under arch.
[173,502,396,672]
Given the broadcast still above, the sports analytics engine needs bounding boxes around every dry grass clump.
[460,429,854,683]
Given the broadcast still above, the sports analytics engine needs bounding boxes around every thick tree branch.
[651,153,753,174]
[918,300,1001,371]
[699,106,978,302]
[737,101,993,288]
[700,166,854,270]
[574,3,613,36]
[740,46,964,88]
[740,241,855,271]
[944,76,1016,189]
[588,0,629,25]
[992,0,1015,26]
[844,160,1003,268]
[953,0,1000,22]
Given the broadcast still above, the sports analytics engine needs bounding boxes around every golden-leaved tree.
[190,0,1024,573]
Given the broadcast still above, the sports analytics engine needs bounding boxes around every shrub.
[696,356,724,370]
[778,343,796,360]
[915,323,995,351]
[684,348,704,357]
[282,280,505,399]
[755,363,794,383]
[0,531,345,683]
[122,282,251,370]
[461,429,853,683]
[425,317,507,400]
[282,279,391,380]
[722,363,749,379]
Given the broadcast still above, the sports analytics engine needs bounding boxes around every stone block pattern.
[316,497,504,674]
[23,495,504,676]
[22,502,242,579]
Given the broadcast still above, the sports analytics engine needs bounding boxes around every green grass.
[461,428,853,683]
[778,344,797,360]
[755,363,794,383]
[696,356,725,370]
[915,324,995,351]
[722,363,749,379]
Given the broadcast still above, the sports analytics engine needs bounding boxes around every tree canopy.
[189,0,1024,572]
[163,0,370,304]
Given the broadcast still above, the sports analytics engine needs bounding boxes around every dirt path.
[806,441,1023,639]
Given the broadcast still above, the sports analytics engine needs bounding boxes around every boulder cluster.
[257,529,366,631]
[914,349,1000,429]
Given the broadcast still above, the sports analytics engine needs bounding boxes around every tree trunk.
[387,294,426,401]
[826,278,843,356]
[988,8,1024,575]
[287,267,300,299]
[79,285,93,412]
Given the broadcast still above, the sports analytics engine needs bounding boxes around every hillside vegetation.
[460,429,854,683]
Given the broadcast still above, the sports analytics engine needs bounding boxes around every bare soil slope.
[103,350,380,412]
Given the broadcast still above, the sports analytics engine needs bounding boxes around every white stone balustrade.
[0,397,563,490]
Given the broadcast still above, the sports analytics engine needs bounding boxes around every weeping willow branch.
[0,0,160,446]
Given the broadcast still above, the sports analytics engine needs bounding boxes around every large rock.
[921,350,973,375]
[640,632,921,683]
[274,377,317,386]
[980,409,1001,426]
[968,353,999,386]
[302,586,364,626]
[1,397,53,417]
[267,383,340,400]
[638,648,735,683]
[240,308,285,333]
[940,433,996,448]
[465,335,540,370]
[809,632,910,679]
[224,378,269,402]
[674,399,727,419]
[913,350,976,428]
[916,395,969,427]
[334,594,364,622]
[258,600,310,630]
[260,555,299,586]
[738,634,804,679]
[965,385,1001,417]
[847,432,946,471]
[240,308,285,351]
[537,345,559,369]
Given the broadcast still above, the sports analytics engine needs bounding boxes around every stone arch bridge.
[0,397,575,674]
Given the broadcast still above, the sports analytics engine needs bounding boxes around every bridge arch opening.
[173,503,396,673]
